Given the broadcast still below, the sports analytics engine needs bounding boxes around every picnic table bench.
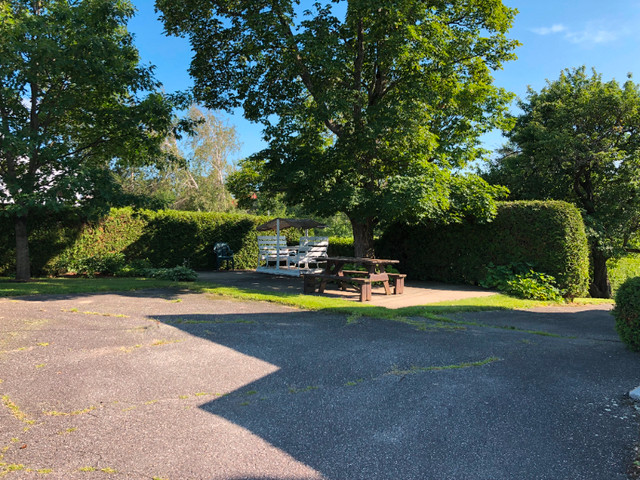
[303,256,405,302]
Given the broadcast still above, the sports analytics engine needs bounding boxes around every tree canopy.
[158,0,518,256]
[0,0,190,280]
[483,67,640,297]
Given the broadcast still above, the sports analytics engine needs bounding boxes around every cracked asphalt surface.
[1,288,639,479]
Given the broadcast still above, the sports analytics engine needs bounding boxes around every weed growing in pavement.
[43,406,96,416]
[1,395,34,424]
[388,356,502,376]
[63,308,128,318]
[164,317,255,325]
[344,379,364,387]
[288,385,318,394]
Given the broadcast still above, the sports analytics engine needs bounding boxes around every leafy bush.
[53,252,127,277]
[378,201,590,298]
[479,262,531,290]
[328,236,354,257]
[114,259,154,277]
[143,266,198,282]
[504,271,564,302]
[480,263,564,301]
[613,277,640,351]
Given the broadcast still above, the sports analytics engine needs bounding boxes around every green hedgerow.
[613,277,640,352]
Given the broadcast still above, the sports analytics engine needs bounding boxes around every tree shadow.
[1,284,190,302]
[151,306,640,480]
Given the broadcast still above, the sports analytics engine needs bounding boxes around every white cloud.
[531,21,623,46]
[565,26,620,45]
[531,24,567,35]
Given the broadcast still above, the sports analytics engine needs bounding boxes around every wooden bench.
[387,273,406,294]
[303,273,372,302]
[342,270,406,294]
[290,236,328,270]
[257,235,291,268]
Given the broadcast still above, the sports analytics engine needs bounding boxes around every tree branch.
[353,17,364,127]
[270,1,343,137]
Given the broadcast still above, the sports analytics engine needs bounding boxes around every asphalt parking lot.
[1,289,639,479]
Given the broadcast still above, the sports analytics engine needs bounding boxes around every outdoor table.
[323,256,400,295]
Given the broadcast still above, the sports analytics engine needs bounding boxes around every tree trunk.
[589,248,611,298]
[15,215,31,282]
[350,217,376,258]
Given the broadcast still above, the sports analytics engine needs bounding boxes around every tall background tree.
[0,0,191,281]
[483,67,640,298]
[158,0,518,256]
[116,105,240,211]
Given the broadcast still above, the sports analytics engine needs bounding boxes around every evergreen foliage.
[613,277,640,351]
[378,201,590,298]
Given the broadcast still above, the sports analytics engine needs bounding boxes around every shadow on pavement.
[152,305,640,480]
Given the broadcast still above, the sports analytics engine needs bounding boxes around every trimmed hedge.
[377,201,590,298]
[0,202,589,298]
[328,236,355,257]
[0,208,342,275]
[0,208,274,274]
[613,276,640,351]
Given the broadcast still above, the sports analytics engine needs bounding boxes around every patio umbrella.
[256,218,327,233]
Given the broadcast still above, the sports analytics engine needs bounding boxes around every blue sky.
[128,0,640,160]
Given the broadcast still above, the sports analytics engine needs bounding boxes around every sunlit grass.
[0,277,614,323]
[197,283,401,320]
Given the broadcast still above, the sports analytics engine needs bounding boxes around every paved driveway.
[0,290,639,479]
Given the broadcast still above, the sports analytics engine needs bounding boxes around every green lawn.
[0,278,613,323]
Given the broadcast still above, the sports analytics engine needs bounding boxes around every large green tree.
[483,67,640,298]
[158,0,518,256]
[0,0,190,280]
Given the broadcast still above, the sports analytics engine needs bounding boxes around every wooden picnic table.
[303,256,405,302]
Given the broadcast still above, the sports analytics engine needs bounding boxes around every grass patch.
[0,277,189,297]
[569,297,615,305]
[63,309,129,318]
[164,318,255,325]
[408,294,559,312]
[389,356,502,376]
[43,406,96,416]
[288,385,319,394]
[1,395,34,425]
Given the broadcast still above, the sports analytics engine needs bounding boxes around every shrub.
[53,252,127,277]
[479,262,531,290]
[480,263,564,301]
[504,271,564,302]
[328,236,354,257]
[143,266,198,282]
[378,201,590,298]
[608,254,640,296]
[613,277,640,351]
[114,259,154,277]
